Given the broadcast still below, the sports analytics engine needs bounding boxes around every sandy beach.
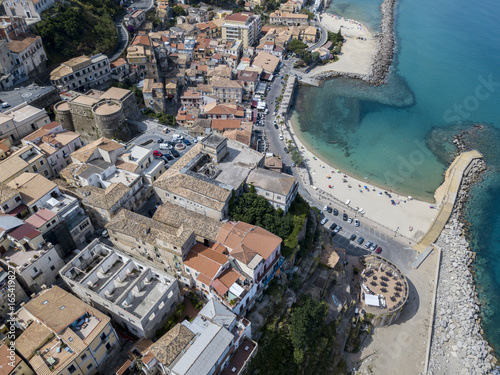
[286,120,439,242]
[309,13,377,76]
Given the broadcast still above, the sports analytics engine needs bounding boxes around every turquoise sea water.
[293,0,500,352]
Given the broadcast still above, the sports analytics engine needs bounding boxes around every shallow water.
[293,0,500,352]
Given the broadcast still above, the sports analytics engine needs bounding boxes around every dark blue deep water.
[293,0,500,352]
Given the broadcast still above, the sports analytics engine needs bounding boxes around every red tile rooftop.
[221,338,256,375]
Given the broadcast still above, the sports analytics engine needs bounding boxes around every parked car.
[365,241,373,249]
[349,234,357,241]
[101,229,109,238]
[333,208,339,216]
[291,162,296,167]
[153,150,162,157]
[156,138,163,143]
[320,217,328,225]
[183,139,191,146]
[343,213,348,221]
[357,237,364,245]
[329,223,337,231]
[279,134,284,140]
[1,102,10,108]
[170,149,180,158]
[348,217,353,224]
[354,219,360,227]
[162,154,173,161]
[172,134,184,141]
[370,243,378,251]
[334,225,342,233]
[375,247,382,254]
[274,124,279,129]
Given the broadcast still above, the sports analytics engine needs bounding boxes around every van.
[159,143,172,150]
[172,134,184,141]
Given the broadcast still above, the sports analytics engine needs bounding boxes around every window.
[48,257,52,261]
[67,365,76,374]
[81,353,87,360]
[50,265,55,271]
[40,160,44,165]
[15,196,21,203]
[2,204,8,211]
[87,363,93,370]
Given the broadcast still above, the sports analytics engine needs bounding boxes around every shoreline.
[312,0,398,85]
[428,134,498,373]
[286,117,438,242]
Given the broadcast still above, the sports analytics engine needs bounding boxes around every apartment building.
[50,54,111,92]
[221,13,261,48]
[124,9,146,30]
[61,241,181,338]
[0,343,34,375]
[0,215,65,292]
[246,168,298,212]
[0,144,51,183]
[269,11,309,26]
[0,16,29,41]
[0,102,50,144]
[126,35,159,81]
[142,79,165,113]
[22,121,83,175]
[3,0,55,24]
[15,286,120,375]
[8,32,46,77]
[210,77,243,104]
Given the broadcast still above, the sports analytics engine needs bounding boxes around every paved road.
[307,20,328,52]
[259,57,417,270]
[109,0,154,62]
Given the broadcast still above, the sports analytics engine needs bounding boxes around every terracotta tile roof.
[71,137,123,163]
[132,34,150,47]
[0,343,22,374]
[7,173,56,206]
[225,13,251,23]
[110,58,127,68]
[246,168,297,196]
[211,119,241,131]
[106,208,192,250]
[210,77,243,89]
[217,267,242,289]
[149,324,194,366]
[216,222,282,265]
[7,33,40,53]
[24,209,57,228]
[184,243,228,282]
[80,183,130,210]
[15,322,52,360]
[153,202,223,241]
[152,143,232,211]
[0,184,18,205]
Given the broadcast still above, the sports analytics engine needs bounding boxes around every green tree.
[172,5,187,17]
[287,39,308,54]
[300,8,314,20]
[289,296,329,364]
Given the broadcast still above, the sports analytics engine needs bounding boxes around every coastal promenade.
[413,150,483,253]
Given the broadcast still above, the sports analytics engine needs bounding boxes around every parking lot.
[131,126,197,170]
[319,206,414,265]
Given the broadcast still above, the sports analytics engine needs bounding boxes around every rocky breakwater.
[315,0,397,85]
[428,153,498,374]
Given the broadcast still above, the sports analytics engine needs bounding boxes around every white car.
[279,134,284,140]
[172,134,184,141]
[348,218,353,224]
[354,219,360,227]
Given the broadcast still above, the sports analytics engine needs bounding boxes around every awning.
[229,283,245,297]
[364,294,380,307]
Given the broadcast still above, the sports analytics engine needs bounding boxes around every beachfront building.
[358,255,409,327]
[153,133,264,220]
[0,102,50,145]
[124,9,146,30]
[251,51,280,75]
[221,13,261,48]
[269,11,309,26]
[50,54,111,92]
[246,168,298,212]
[61,240,181,338]
[15,286,120,375]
